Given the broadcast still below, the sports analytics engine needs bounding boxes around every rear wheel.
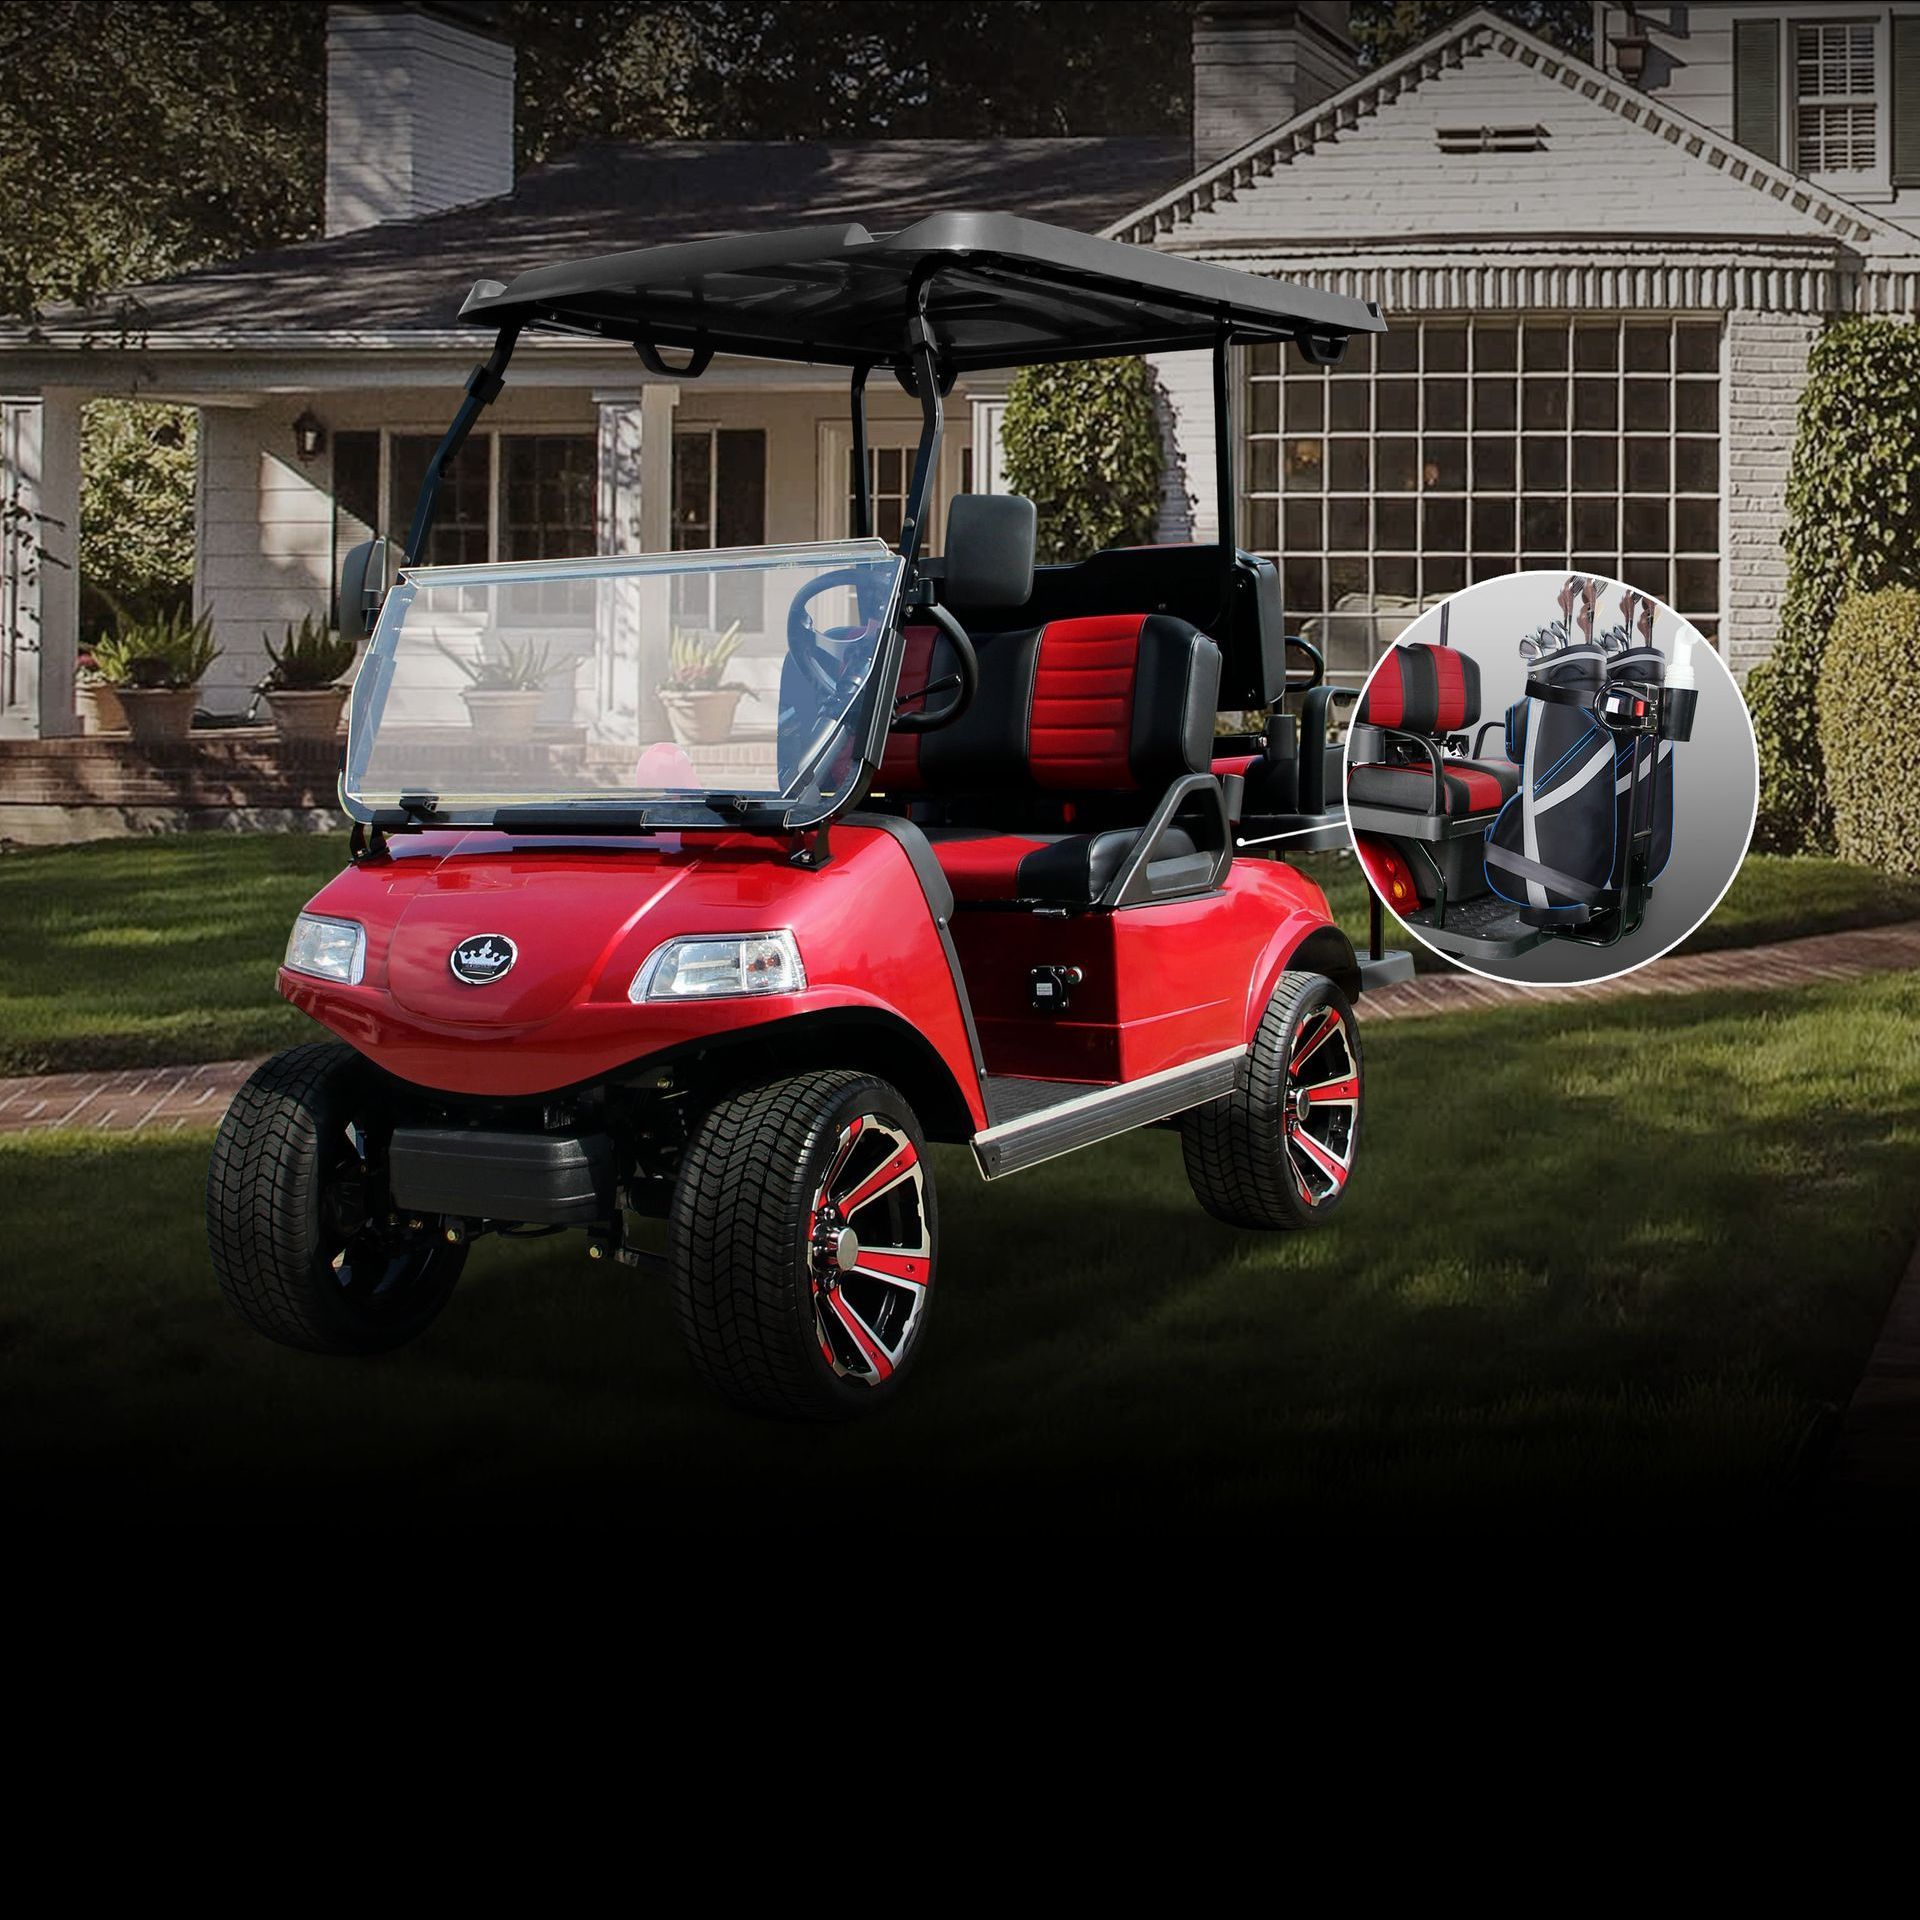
[669,1071,935,1420]
[206,1043,465,1353]
[1180,970,1361,1230]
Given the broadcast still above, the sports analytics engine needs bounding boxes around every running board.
[971,1045,1246,1180]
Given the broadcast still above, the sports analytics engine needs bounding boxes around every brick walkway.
[0,1059,256,1137]
[1360,918,1920,1022]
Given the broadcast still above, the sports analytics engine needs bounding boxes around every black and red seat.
[1346,639,1518,818]
[879,496,1227,908]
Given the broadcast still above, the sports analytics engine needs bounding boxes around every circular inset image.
[1341,571,1758,985]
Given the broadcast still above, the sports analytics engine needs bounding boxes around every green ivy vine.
[1750,317,1920,852]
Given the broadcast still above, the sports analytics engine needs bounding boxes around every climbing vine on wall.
[1749,317,1920,852]
[1000,357,1164,562]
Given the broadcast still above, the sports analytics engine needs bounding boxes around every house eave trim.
[1104,7,1900,257]
[1149,244,1920,315]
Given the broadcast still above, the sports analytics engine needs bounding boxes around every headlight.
[629,931,806,1003]
[285,913,367,986]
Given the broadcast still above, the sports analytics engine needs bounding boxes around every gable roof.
[1105,6,1910,257]
[21,136,1188,345]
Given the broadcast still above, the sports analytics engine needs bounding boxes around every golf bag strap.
[1524,677,1599,712]
[1525,675,1671,737]
[1484,841,1605,901]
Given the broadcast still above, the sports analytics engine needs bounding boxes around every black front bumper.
[387,1127,615,1226]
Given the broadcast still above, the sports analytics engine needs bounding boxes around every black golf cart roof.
[459,211,1384,373]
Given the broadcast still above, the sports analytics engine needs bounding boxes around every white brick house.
[1116,3,1920,682]
[3,1,1917,738]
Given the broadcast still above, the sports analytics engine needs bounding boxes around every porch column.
[594,385,680,748]
[1,390,83,738]
[35,389,81,737]
[595,383,681,554]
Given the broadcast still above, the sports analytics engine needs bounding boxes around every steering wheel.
[785,571,978,734]
[786,565,878,699]
[891,602,978,735]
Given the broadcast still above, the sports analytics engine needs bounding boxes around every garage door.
[1244,316,1722,679]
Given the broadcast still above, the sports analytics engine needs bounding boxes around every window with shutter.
[1795,19,1878,174]
[1734,17,1783,163]
[1895,14,1920,187]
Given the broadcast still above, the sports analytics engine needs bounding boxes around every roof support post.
[402,323,520,566]
[899,315,944,570]
[1212,325,1237,565]
[850,363,873,541]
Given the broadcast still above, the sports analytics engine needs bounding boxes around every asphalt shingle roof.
[60,137,1190,338]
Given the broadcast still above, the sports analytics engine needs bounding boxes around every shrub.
[436,636,558,692]
[1755,318,1920,851]
[79,400,196,638]
[1818,586,1920,874]
[661,622,747,692]
[1000,356,1163,561]
[95,605,219,689]
[264,614,357,689]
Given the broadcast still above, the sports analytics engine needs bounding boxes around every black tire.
[206,1042,464,1355]
[1180,970,1362,1231]
[669,1071,937,1420]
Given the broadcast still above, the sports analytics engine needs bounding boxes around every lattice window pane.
[1242,315,1724,679]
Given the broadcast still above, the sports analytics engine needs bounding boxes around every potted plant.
[98,607,220,743]
[75,645,128,734]
[440,636,558,743]
[262,615,358,741]
[657,623,750,745]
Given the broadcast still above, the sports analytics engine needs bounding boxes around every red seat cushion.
[1347,757,1516,817]
[1027,615,1139,789]
[923,829,1053,903]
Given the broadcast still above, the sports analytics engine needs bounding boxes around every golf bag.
[1484,578,1693,939]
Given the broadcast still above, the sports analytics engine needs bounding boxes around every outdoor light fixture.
[293,408,327,462]
[1610,4,1649,84]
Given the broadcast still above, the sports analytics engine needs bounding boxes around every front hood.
[383,833,706,1024]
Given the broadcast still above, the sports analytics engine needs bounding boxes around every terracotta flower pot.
[461,688,544,743]
[117,686,200,744]
[76,684,127,734]
[265,686,349,741]
[660,688,745,746]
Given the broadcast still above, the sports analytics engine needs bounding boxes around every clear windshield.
[343,540,904,827]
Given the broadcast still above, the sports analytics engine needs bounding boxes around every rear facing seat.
[1345,637,1518,819]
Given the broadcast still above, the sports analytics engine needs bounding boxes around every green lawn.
[6,973,1915,1527]
[0,835,344,1075]
[3,834,1917,1077]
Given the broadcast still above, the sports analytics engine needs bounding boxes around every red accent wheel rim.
[807,1114,931,1386]
[1283,1004,1358,1207]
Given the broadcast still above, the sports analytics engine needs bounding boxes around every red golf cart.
[206,214,1406,1418]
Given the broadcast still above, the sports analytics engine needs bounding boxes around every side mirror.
[339,538,390,636]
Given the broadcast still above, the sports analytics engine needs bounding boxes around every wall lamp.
[293,408,327,463]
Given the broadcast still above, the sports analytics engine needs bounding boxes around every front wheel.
[206,1043,464,1354]
[669,1071,936,1420]
[1180,970,1362,1230]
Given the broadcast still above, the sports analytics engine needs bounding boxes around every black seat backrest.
[881,611,1220,800]
[880,495,1221,805]
[943,494,1036,607]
